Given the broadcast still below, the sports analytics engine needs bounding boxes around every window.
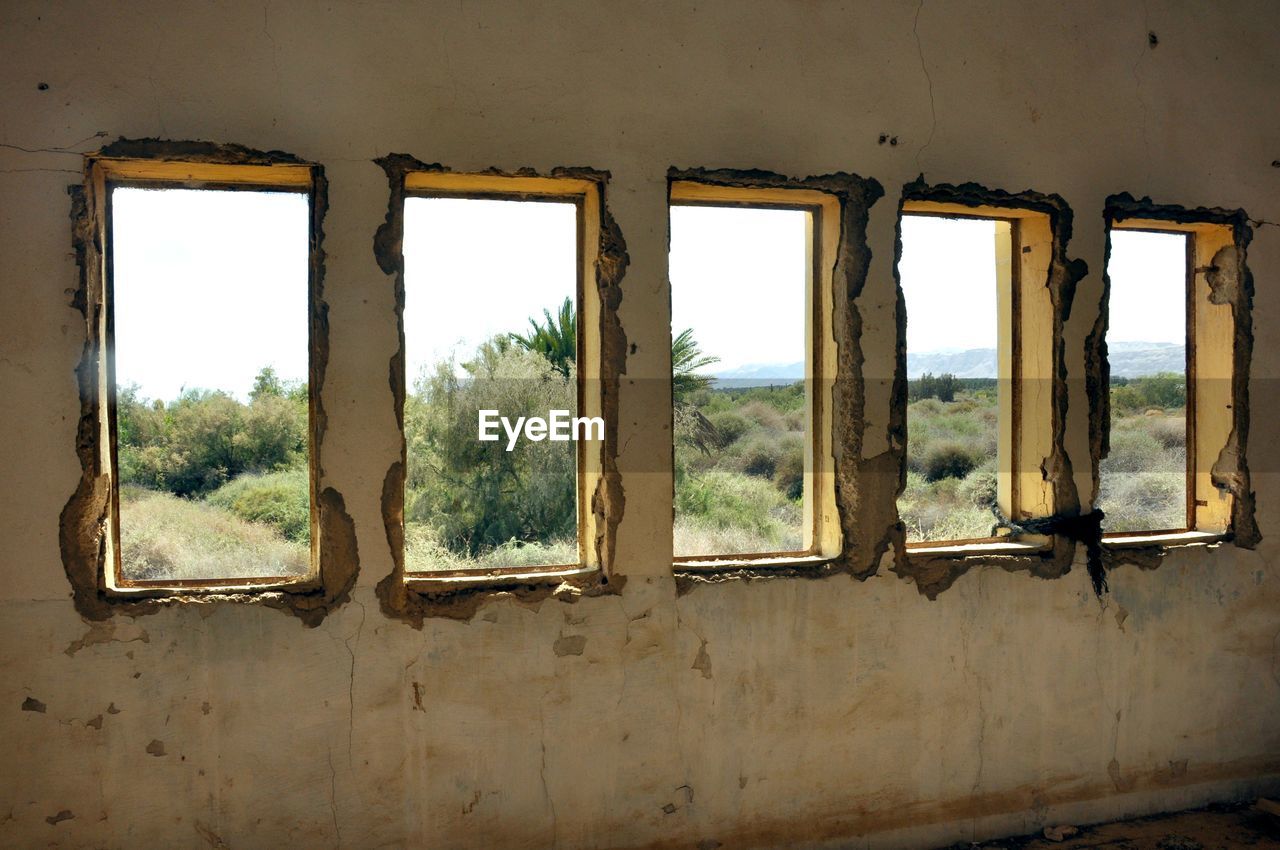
[1102,216,1238,539]
[90,158,321,591]
[898,200,1058,548]
[668,181,841,566]
[397,172,605,579]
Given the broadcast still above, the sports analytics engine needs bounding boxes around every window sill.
[673,553,834,572]
[107,574,316,596]
[1102,530,1227,550]
[403,564,596,589]
[905,536,1052,558]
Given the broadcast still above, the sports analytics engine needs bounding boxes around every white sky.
[899,215,999,354]
[112,187,309,402]
[669,205,808,371]
[1106,229,1187,344]
[111,195,1188,401]
[403,197,577,385]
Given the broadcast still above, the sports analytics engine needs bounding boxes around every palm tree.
[508,297,576,377]
[511,302,721,449]
[671,327,719,403]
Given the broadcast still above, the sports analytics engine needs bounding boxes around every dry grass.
[119,485,309,582]
[403,523,578,573]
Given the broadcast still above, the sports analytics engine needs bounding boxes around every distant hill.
[713,342,1185,385]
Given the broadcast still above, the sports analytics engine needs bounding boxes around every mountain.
[712,342,1185,386]
[1106,341,1185,378]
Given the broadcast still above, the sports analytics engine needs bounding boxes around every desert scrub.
[118,485,308,581]
[206,468,310,542]
[922,440,982,482]
[676,469,801,550]
[402,523,577,572]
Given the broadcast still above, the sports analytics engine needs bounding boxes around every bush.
[675,469,799,544]
[406,340,576,555]
[958,467,998,510]
[1146,415,1185,450]
[737,400,787,432]
[922,441,980,482]
[707,410,749,446]
[772,440,805,500]
[734,435,782,478]
[206,468,311,542]
[118,486,308,582]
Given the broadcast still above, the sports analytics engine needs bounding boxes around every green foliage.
[406,340,576,556]
[509,297,576,377]
[922,440,981,482]
[1109,372,1186,412]
[675,470,797,543]
[206,468,311,542]
[909,372,959,402]
[117,367,308,498]
[671,327,719,402]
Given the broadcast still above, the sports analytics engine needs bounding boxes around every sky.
[1105,229,1187,344]
[899,215,999,355]
[669,205,808,373]
[111,193,1187,402]
[112,187,309,402]
[402,197,578,386]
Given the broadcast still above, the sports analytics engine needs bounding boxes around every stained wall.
[2,2,1279,848]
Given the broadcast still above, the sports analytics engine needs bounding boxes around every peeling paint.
[372,156,627,625]
[552,634,587,656]
[1101,193,1260,568]
[892,179,1090,599]
[58,138,356,626]
[668,167,888,591]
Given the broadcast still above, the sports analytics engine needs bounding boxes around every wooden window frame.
[899,200,1058,550]
[1103,217,1236,540]
[397,171,605,586]
[88,157,324,594]
[668,180,843,569]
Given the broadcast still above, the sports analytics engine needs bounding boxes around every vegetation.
[673,381,806,556]
[1099,373,1187,532]
[900,372,1187,541]
[115,312,1189,576]
[114,368,310,581]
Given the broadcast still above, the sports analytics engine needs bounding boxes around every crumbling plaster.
[2,2,1279,849]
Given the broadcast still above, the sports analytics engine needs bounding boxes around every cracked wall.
[2,3,1280,850]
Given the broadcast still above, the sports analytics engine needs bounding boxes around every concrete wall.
[2,2,1278,847]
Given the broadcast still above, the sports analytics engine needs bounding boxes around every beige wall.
[2,2,1279,847]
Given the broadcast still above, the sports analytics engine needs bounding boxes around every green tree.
[671,328,720,403]
[509,297,576,377]
[406,340,576,554]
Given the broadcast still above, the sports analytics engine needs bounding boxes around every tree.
[509,297,576,377]
[671,328,719,403]
[508,298,720,399]
[250,366,285,401]
[406,340,576,554]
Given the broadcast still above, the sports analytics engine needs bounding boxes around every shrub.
[206,468,311,542]
[734,435,782,478]
[922,441,980,482]
[1146,415,1185,450]
[958,467,998,510]
[772,439,805,500]
[737,400,787,432]
[118,487,308,582]
[406,341,576,555]
[675,469,799,543]
[707,410,749,446]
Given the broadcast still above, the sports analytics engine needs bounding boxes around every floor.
[950,802,1280,850]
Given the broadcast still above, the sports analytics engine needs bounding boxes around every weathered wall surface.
[2,2,1278,848]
